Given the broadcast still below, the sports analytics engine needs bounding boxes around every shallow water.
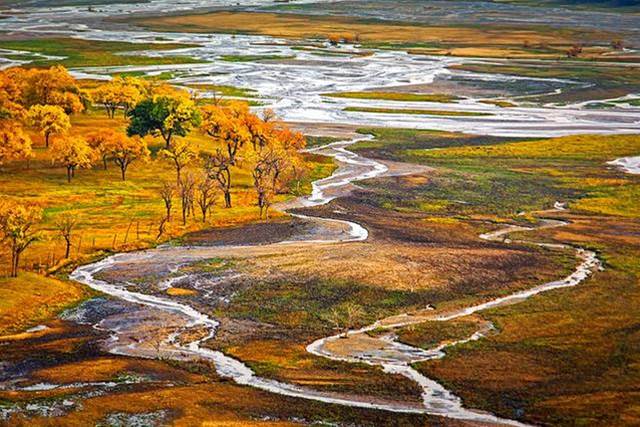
[66,134,599,426]
[2,2,640,137]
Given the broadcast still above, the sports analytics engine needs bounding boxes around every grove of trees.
[0,65,311,276]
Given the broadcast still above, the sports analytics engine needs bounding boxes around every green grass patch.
[0,38,203,68]
[353,129,640,219]
[305,135,344,148]
[186,84,258,98]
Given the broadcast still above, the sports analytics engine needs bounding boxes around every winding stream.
[70,134,601,426]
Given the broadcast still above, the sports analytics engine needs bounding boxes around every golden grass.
[0,273,88,335]
[133,11,576,47]
[166,287,198,296]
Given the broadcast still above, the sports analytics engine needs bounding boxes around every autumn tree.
[196,175,217,222]
[201,103,251,165]
[566,44,583,58]
[92,77,143,118]
[160,138,197,183]
[109,134,150,181]
[0,70,26,119]
[0,121,33,166]
[22,66,84,114]
[86,129,117,170]
[27,105,70,147]
[54,213,77,259]
[51,136,95,182]
[127,91,201,148]
[92,82,121,119]
[0,200,42,277]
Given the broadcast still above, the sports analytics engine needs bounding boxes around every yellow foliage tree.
[27,105,71,148]
[19,66,84,114]
[50,136,95,183]
[0,200,42,277]
[92,77,143,118]
[86,129,118,170]
[0,120,33,166]
[109,134,150,181]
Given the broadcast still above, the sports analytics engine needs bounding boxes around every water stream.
[70,135,600,426]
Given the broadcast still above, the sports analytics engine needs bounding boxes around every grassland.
[451,61,640,103]
[324,91,459,103]
[128,11,628,60]
[344,106,493,117]
[350,128,640,425]
[0,273,90,335]
[0,37,203,68]
[183,83,259,98]
[0,109,334,334]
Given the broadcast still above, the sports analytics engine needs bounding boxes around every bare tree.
[179,173,197,226]
[197,175,217,223]
[159,182,174,222]
[204,149,233,208]
[156,216,168,240]
[55,214,77,259]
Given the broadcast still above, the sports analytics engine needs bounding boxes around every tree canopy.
[127,92,200,148]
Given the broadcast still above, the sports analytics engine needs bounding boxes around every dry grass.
[132,12,590,53]
[0,273,89,335]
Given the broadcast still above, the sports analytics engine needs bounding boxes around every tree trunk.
[45,132,50,148]
[103,156,108,170]
[121,166,127,181]
[12,250,20,278]
[64,239,71,259]
[67,167,72,183]
[224,191,231,208]
[10,250,16,278]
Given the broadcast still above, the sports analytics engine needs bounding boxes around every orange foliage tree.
[11,66,84,114]
[0,120,33,167]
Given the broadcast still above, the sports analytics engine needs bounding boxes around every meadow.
[129,11,629,60]
[349,128,640,425]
